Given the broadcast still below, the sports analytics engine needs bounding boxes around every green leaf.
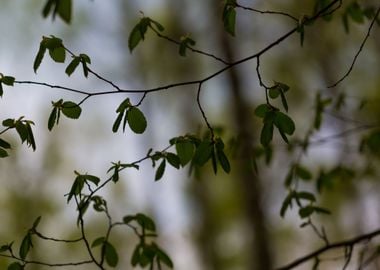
[131,244,142,266]
[150,19,164,31]
[223,5,236,36]
[166,152,180,169]
[313,206,331,215]
[0,83,3,97]
[129,21,144,52]
[274,112,295,135]
[155,245,174,268]
[299,206,314,218]
[91,237,105,248]
[83,174,100,186]
[260,122,273,146]
[48,107,58,131]
[280,91,289,112]
[135,213,156,231]
[65,57,81,76]
[0,244,10,253]
[15,122,28,143]
[254,104,271,118]
[296,191,316,202]
[0,148,8,158]
[295,165,312,180]
[2,76,15,86]
[57,0,72,23]
[112,111,124,133]
[49,46,66,63]
[193,139,213,166]
[269,88,280,99]
[26,122,36,151]
[175,141,194,166]
[33,43,47,73]
[155,160,166,181]
[67,176,84,202]
[19,233,32,260]
[217,148,230,173]
[61,101,81,119]
[347,2,364,23]
[104,242,119,267]
[280,191,294,218]
[127,107,147,134]
[32,216,42,230]
[2,118,15,127]
[42,0,54,18]
[7,262,24,270]
[0,138,11,149]
[80,53,91,64]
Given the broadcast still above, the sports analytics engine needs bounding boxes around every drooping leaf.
[223,4,236,36]
[57,0,72,23]
[61,101,81,119]
[91,237,105,248]
[274,112,295,135]
[155,160,166,181]
[32,216,42,230]
[19,233,32,260]
[15,122,28,143]
[49,46,66,63]
[135,213,156,231]
[82,174,100,186]
[2,76,15,86]
[155,244,174,268]
[127,107,147,134]
[280,191,294,217]
[166,152,181,169]
[104,242,119,267]
[65,57,81,76]
[33,43,47,73]
[0,148,8,158]
[193,139,213,166]
[7,262,24,270]
[299,206,314,218]
[0,138,11,149]
[48,107,58,131]
[260,122,274,147]
[295,165,312,180]
[175,141,194,166]
[254,104,271,118]
[112,111,124,133]
[296,191,316,202]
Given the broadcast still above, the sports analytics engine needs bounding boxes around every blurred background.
[1,0,380,269]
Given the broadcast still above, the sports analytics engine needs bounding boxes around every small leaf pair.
[128,16,165,52]
[112,98,147,134]
[179,36,196,57]
[0,74,15,97]
[3,117,36,151]
[92,238,119,268]
[48,99,82,131]
[34,35,66,73]
[255,104,295,146]
[67,172,100,203]
[65,54,91,77]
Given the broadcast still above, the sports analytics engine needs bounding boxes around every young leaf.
[216,147,231,173]
[260,122,274,147]
[2,76,15,86]
[91,237,105,248]
[280,191,294,218]
[135,213,156,231]
[273,112,295,135]
[65,57,81,76]
[0,82,3,97]
[15,122,28,143]
[295,165,312,180]
[129,21,145,52]
[57,0,72,24]
[254,104,271,118]
[269,88,280,99]
[0,148,9,158]
[127,107,147,134]
[48,107,58,131]
[155,244,174,268]
[223,4,236,36]
[175,141,194,166]
[104,242,119,267]
[49,46,66,63]
[25,122,36,151]
[19,233,32,260]
[61,101,81,119]
[193,139,213,166]
[32,216,42,230]
[83,174,100,186]
[0,138,11,149]
[7,262,24,270]
[299,206,315,218]
[296,191,316,202]
[112,111,124,133]
[33,42,47,73]
[166,152,181,169]
[155,160,166,181]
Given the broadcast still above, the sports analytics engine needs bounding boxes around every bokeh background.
[1,0,380,269]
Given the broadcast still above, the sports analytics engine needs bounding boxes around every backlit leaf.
[61,101,81,119]
[127,107,147,134]
[175,141,194,166]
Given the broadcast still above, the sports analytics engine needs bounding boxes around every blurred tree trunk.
[211,1,273,269]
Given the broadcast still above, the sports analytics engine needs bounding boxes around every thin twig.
[235,3,298,22]
[328,6,380,88]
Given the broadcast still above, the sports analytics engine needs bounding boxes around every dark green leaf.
[2,76,15,86]
[223,6,236,36]
[15,122,28,143]
[313,206,331,215]
[48,107,58,131]
[155,160,166,181]
[155,245,174,268]
[42,0,54,18]
[280,91,289,112]
[32,216,42,230]
[269,88,280,99]
[57,0,72,23]
[150,19,164,31]
[33,43,47,73]
[131,245,142,266]
[211,147,218,174]
[295,165,312,180]
[112,111,124,133]
[0,83,3,97]
[91,237,105,248]
[26,123,36,151]
[296,191,316,202]
[347,2,364,23]
[0,148,8,158]
[61,101,81,119]
[299,206,314,218]
[129,22,143,52]
[260,122,273,146]
[175,141,194,166]
[0,138,11,149]
[81,61,89,78]
[80,53,91,64]
[254,104,271,118]
[127,107,147,134]
[280,191,294,218]
[217,148,231,173]
[83,174,100,186]
[104,242,119,267]
[274,112,295,135]
[65,57,81,76]
[166,153,180,169]
[3,118,14,127]
[0,244,10,253]
[135,213,156,231]
[48,46,65,63]
[7,262,23,270]
[19,233,32,260]
[193,140,213,166]
[67,176,84,202]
